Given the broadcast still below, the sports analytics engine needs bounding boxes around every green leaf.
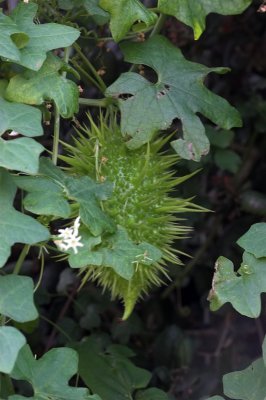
[0,2,80,70]
[59,0,109,23]
[69,227,162,280]
[208,252,266,318]
[106,35,241,161]
[136,388,169,400]
[14,176,71,219]
[74,337,151,400]
[206,398,225,400]
[0,327,25,373]
[0,275,38,322]
[237,223,266,258]
[158,0,252,39]
[214,149,241,173]
[5,53,79,118]
[99,0,157,42]
[0,86,43,136]
[0,169,50,268]
[0,137,44,174]
[10,345,89,400]
[223,358,266,400]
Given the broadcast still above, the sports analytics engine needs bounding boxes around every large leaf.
[15,157,115,235]
[237,223,266,258]
[99,0,157,42]
[0,2,80,70]
[0,275,38,322]
[10,345,89,400]
[223,358,266,400]
[158,0,252,39]
[5,53,79,118]
[0,169,50,268]
[0,327,25,374]
[69,227,162,280]
[136,388,169,400]
[75,337,151,400]
[208,252,266,318]
[106,35,241,161]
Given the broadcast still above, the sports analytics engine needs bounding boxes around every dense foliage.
[0,0,265,399]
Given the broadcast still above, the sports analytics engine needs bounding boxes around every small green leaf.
[223,358,266,400]
[106,35,241,161]
[0,275,38,322]
[136,388,169,400]
[208,252,266,318]
[99,0,157,42]
[158,0,252,39]
[206,126,234,149]
[0,137,44,174]
[0,2,80,70]
[69,227,162,280]
[0,327,25,373]
[10,345,89,400]
[0,169,50,268]
[237,223,266,258]
[5,53,79,118]
[74,337,151,400]
[214,149,241,173]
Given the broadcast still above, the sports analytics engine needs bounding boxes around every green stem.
[13,244,30,275]
[52,104,60,165]
[149,13,167,37]
[79,97,108,107]
[73,43,107,93]
[71,59,101,90]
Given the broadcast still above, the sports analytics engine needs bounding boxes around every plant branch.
[79,97,108,107]
[13,244,30,275]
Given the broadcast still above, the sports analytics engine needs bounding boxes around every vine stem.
[79,98,107,107]
[52,47,71,165]
[73,43,107,93]
[13,244,30,275]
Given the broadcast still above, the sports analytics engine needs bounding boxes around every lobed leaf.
[237,222,266,258]
[158,0,252,39]
[0,2,80,70]
[208,252,266,318]
[10,345,89,400]
[106,35,241,161]
[0,169,50,268]
[5,53,79,118]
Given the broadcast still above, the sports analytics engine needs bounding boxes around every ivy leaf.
[69,227,162,280]
[9,345,89,400]
[158,0,252,39]
[74,337,151,400]
[106,35,241,161]
[0,275,38,322]
[223,358,266,400]
[5,53,79,118]
[0,2,80,70]
[99,0,157,42]
[237,223,266,258]
[0,327,25,374]
[0,169,50,268]
[208,252,266,318]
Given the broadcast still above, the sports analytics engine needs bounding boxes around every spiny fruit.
[62,113,203,319]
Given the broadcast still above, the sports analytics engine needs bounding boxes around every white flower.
[56,216,83,254]
[63,236,84,254]
[58,227,74,240]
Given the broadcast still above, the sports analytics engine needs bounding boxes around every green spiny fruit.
[61,113,203,319]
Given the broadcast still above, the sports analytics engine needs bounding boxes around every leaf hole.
[118,93,134,101]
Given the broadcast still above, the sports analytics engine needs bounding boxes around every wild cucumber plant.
[0,0,258,399]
